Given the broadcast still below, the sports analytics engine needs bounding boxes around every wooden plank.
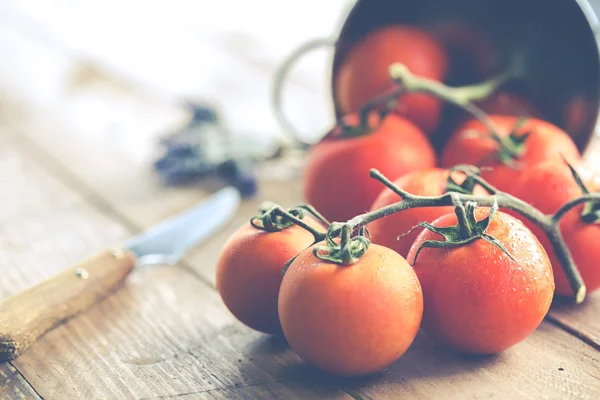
[547,292,600,351]
[5,125,600,400]
[0,363,41,399]
[0,134,347,399]
[194,381,353,400]
[11,267,345,400]
[8,94,600,345]
[344,324,600,400]
[0,85,308,289]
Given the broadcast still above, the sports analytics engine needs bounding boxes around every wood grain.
[0,132,346,399]
[0,363,40,399]
[547,292,600,350]
[344,324,600,400]
[12,267,347,400]
[4,128,600,399]
[194,381,353,400]
[0,90,308,288]
[0,249,136,362]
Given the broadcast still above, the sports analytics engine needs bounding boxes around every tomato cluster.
[305,22,599,297]
[215,22,600,378]
[215,195,556,377]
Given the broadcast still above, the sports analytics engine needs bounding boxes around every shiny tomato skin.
[440,116,581,193]
[304,113,437,223]
[335,25,448,134]
[509,160,600,296]
[368,168,488,257]
[216,220,320,335]
[278,243,423,376]
[408,209,554,355]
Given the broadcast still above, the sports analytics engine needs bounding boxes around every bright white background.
[0,0,355,146]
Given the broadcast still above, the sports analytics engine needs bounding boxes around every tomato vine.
[250,202,328,240]
[259,162,600,304]
[253,61,598,304]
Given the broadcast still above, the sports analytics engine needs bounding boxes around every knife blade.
[0,186,241,362]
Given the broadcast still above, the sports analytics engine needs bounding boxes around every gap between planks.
[0,130,349,400]
[0,362,42,399]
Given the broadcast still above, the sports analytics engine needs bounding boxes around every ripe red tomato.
[510,160,600,296]
[278,243,423,376]
[440,116,581,192]
[408,208,554,355]
[368,168,488,257]
[334,25,448,134]
[304,113,437,223]
[216,216,322,335]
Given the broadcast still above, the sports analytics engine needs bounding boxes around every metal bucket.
[273,0,600,153]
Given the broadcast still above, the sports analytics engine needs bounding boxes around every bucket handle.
[271,1,357,148]
[270,37,336,149]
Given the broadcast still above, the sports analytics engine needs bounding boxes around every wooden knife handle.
[0,248,136,362]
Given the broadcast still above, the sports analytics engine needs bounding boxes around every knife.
[0,186,241,362]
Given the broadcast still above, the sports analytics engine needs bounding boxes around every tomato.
[510,160,600,296]
[304,112,437,223]
[334,25,448,134]
[368,168,488,257]
[216,216,322,335]
[278,243,423,376]
[440,116,581,192]
[408,207,554,355]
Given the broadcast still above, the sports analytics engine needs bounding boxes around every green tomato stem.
[551,193,600,225]
[453,198,474,239]
[273,207,327,242]
[297,204,332,227]
[339,224,353,263]
[546,224,586,304]
[251,204,327,241]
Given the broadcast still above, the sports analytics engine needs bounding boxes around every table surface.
[1,2,600,399]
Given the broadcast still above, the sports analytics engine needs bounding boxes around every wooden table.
[1,3,600,399]
[2,111,600,400]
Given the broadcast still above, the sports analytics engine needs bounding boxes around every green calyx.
[250,202,305,232]
[312,223,371,265]
[564,160,600,224]
[488,117,531,169]
[251,202,330,236]
[402,198,518,265]
[251,202,331,276]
